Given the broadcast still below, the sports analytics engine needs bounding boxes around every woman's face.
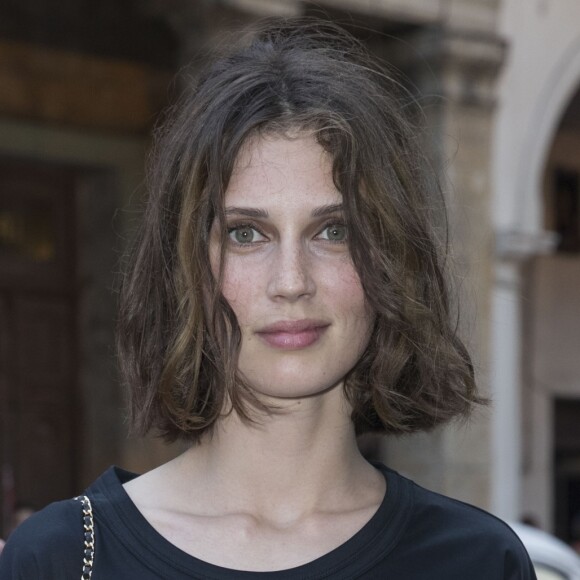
[210,133,374,401]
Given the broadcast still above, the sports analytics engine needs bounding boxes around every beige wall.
[529,255,580,396]
[490,0,580,522]
[493,0,580,234]
[522,254,580,529]
[520,128,580,529]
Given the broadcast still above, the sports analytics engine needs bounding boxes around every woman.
[0,19,536,579]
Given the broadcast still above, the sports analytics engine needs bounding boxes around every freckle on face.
[210,133,374,400]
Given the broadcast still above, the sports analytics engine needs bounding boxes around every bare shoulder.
[122,456,203,512]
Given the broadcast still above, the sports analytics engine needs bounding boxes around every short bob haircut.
[117,18,483,443]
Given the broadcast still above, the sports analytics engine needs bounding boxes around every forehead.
[225,133,342,209]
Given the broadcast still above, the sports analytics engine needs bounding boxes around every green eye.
[228,225,262,244]
[321,224,347,242]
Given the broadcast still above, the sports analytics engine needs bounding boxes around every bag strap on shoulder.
[74,495,95,579]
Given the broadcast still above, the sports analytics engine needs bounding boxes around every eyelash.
[226,220,348,246]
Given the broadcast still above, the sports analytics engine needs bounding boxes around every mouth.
[255,319,330,350]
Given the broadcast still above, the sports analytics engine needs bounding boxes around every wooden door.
[0,160,78,536]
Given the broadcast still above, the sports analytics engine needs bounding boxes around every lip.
[256,319,330,349]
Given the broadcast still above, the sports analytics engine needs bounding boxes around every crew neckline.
[88,462,414,579]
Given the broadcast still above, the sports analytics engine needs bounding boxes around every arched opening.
[522,83,580,541]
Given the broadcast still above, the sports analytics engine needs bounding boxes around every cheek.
[208,243,248,321]
[320,261,373,331]
[325,259,364,302]
[219,261,261,325]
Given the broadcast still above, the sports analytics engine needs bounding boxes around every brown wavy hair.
[117,18,483,443]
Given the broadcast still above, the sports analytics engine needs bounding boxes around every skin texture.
[210,133,374,402]
[123,134,385,572]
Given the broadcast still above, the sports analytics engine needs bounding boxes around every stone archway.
[516,39,580,234]
[520,82,580,536]
[490,1,580,523]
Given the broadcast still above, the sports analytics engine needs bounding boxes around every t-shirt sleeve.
[0,499,84,580]
[406,478,539,580]
[502,534,538,580]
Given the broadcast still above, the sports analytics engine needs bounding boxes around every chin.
[263,383,339,400]
[242,366,346,401]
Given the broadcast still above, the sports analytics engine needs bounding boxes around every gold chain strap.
[74,495,95,580]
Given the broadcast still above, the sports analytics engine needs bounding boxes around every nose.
[266,241,316,301]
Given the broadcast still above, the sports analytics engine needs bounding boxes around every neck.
[172,386,380,523]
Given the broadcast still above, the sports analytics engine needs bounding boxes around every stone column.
[437,30,506,506]
[491,231,556,519]
[491,258,524,520]
[383,24,506,509]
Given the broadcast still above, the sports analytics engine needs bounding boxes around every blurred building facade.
[0,0,579,541]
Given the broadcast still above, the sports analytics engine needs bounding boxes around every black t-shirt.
[0,463,536,579]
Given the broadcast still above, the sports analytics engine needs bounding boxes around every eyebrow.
[224,207,268,218]
[224,203,344,218]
